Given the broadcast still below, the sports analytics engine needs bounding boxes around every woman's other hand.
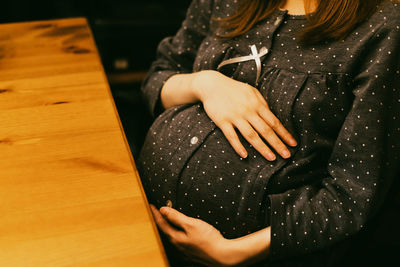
[193,70,297,161]
[150,205,270,266]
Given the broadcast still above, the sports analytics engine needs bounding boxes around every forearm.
[160,70,227,109]
[160,72,201,109]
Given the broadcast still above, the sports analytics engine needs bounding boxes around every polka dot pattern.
[138,0,400,263]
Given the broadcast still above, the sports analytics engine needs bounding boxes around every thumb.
[160,207,192,230]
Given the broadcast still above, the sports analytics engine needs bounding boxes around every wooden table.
[0,18,168,266]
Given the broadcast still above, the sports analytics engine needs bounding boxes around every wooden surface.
[0,18,168,266]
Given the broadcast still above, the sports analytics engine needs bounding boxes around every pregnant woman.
[137,0,399,266]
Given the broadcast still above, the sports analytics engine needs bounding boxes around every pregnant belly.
[137,104,284,237]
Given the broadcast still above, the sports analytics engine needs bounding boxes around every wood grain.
[0,18,168,266]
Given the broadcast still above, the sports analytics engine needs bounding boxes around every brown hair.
[217,0,387,44]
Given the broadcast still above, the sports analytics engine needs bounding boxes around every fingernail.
[240,150,248,158]
[282,149,291,159]
[267,153,276,161]
[290,139,298,147]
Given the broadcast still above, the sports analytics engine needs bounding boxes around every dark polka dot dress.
[137,0,400,265]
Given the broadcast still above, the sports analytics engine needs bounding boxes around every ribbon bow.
[217,45,269,85]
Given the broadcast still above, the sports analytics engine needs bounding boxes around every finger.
[150,205,186,241]
[160,206,193,231]
[234,120,276,161]
[219,123,248,158]
[248,115,291,159]
[258,108,297,147]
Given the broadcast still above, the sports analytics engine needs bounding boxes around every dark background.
[0,0,191,156]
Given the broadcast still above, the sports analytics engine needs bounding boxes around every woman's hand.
[150,205,270,266]
[150,205,232,266]
[161,70,297,161]
[193,70,297,161]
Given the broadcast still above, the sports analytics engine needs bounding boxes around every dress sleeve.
[268,13,400,260]
[141,0,214,117]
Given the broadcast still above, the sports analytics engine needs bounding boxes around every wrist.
[191,70,219,103]
[213,238,243,266]
[216,228,271,266]
[161,72,203,109]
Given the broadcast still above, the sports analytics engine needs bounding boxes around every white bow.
[217,44,269,85]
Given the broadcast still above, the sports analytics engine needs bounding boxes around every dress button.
[166,200,173,208]
[190,136,199,145]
